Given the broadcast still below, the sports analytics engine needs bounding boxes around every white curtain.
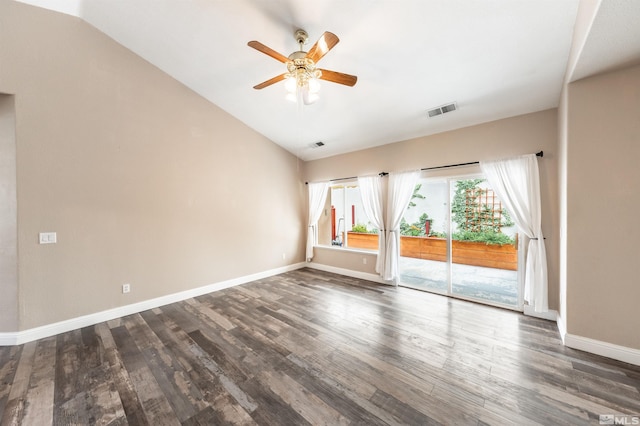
[480,154,548,312]
[383,170,420,283]
[306,182,329,261]
[358,175,386,275]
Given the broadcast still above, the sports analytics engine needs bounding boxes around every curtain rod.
[304,151,543,184]
[421,151,543,172]
[305,172,387,185]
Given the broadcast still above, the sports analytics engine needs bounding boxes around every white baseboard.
[556,313,567,344]
[523,305,558,321]
[0,262,306,346]
[0,332,20,346]
[306,262,391,285]
[564,333,640,367]
[557,313,640,366]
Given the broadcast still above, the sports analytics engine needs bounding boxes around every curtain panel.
[383,171,420,283]
[306,182,329,261]
[357,175,386,274]
[480,154,548,312]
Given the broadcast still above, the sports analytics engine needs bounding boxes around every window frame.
[317,180,377,252]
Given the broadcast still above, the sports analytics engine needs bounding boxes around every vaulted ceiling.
[15,0,640,160]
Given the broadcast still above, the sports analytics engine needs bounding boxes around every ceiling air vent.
[427,102,457,118]
[309,141,325,148]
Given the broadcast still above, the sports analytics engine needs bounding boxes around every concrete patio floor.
[398,256,519,308]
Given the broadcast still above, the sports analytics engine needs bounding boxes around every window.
[317,182,376,249]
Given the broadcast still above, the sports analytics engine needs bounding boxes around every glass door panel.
[398,179,450,294]
[450,178,519,307]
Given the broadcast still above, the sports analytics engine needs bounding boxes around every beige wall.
[312,246,379,276]
[565,64,640,350]
[304,109,560,310]
[0,94,18,331]
[0,3,306,330]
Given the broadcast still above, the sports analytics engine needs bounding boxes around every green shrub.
[400,213,430,236]
[351,223,377,234]
[453,230,515,245]
[451,179,514,232]
[429,231,447,238]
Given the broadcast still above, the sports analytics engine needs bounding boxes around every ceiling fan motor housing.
[288,51,307,60]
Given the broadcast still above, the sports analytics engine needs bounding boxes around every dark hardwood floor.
[1,268,639,425]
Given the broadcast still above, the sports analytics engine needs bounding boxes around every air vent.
[427,102,457,118]
[309,141,325,148]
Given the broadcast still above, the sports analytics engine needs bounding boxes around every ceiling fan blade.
[318,69,358,87]
[306,31,340,63]
[247,41,290,63]
[253,73,287,90]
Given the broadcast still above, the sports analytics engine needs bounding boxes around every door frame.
[399,172,524,311]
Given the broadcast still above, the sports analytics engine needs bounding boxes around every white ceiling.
[13,0,640,161]
[570,0,640,82]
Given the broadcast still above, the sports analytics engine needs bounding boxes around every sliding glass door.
[399,174,522,310]
[398,178,449,294]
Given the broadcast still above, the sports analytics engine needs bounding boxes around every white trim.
[523,304,558,321]
[0,262,306,346]
[315,244,377,255]
[564,333,640,367]
[0,332,20,346]
[556,313,567,344]
[307,262,391,286]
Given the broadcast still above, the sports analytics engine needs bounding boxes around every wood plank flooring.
[1,268,639,425]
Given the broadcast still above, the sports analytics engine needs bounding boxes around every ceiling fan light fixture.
[308,77,321,94]
[285,92,297,103]
[284,59,321,104]
[285,80,320,105]
[302,88,319,105]
[284,76,297,93]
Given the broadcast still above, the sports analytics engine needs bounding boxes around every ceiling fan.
[248,29,357,104]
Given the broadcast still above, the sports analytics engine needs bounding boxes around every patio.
[398,256,519,307]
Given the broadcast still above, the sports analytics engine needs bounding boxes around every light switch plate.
[39,232,57,244]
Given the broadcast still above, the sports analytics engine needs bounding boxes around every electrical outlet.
[282,253,286,260]
[363,257,367,265]
[122,283,131,294]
